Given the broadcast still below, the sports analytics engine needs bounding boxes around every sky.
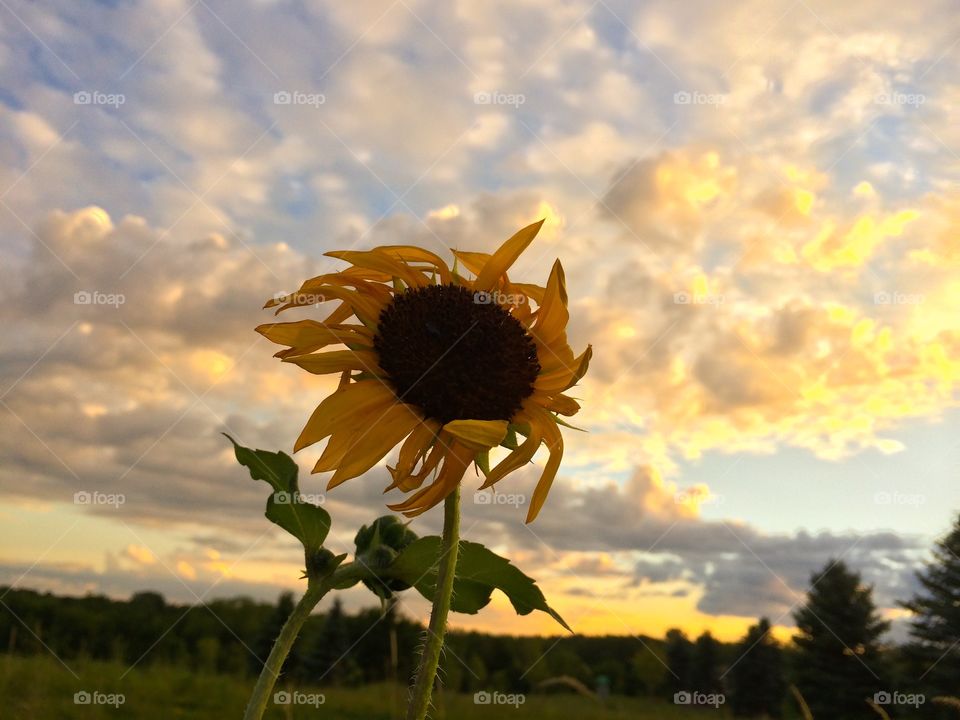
[1,0,959,649]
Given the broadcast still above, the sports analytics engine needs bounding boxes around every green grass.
[0,654,725,719]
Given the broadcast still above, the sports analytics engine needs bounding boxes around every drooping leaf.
[264,492,332,556]
[226,434,331,556]
[225,434,299,494]
[390,537,570,631]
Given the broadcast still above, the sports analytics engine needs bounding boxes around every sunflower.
[256,220,591,523]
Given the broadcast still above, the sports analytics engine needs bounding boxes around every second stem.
[405,484,461,720]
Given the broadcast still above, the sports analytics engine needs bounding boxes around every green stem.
[243,562,364,720]
[405,485,461,720]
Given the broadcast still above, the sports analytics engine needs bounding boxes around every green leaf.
[226,434,331,556]
[475,449,491,476]
[265,493,331,555]
[390,537,571,631]
[225,434,298,494]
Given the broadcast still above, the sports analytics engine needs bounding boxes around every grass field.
[0,654,728,719]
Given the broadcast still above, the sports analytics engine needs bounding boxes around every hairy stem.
[243,562,363,720]
[405,486,461,720]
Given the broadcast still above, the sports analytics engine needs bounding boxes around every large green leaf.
[264,493,331,555]
[226,435,331,556]
[391,537,571,631]
[226,435,298,494]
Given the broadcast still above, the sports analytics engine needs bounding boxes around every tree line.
[2,513,959,717]
[662,513,960,718]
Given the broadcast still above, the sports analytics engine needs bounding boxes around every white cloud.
[2,0,960,635]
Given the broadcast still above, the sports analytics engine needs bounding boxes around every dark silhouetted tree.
[793,560,889,720]
[305,598,357,685]
[691,631,723,695]
[662,628,694,698]
[902,513,960,707]
[728,617,786,717]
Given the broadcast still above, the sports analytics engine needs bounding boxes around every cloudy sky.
[1,0,959,647]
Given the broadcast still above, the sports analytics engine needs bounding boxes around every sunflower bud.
[354,516,418,599]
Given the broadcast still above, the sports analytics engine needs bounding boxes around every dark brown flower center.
[373,284,540,425]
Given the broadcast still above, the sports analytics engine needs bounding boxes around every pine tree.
[728,617,786,718]
[305,598,357,685]
[662,628,694,698]
[902,513,960,700]
[691,631,723,695]
[793,559,889,720]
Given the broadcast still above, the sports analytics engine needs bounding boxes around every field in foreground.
[1,654,726,719]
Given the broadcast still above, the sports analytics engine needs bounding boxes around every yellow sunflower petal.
[371,246,453,284]
[472,219,544,291]
[288,285,388,328]
[531,259,569,346]
[537,392,580,416]
[282,349,380,375]
[525,412,563,523]
[265,272,383,310]
[268,275,391,325]
[561,344,592,391]
[388,440,475,516]
[322,302,355,326]
[339,265,393,282]
[387,419,441,487]
[313,424,360,473]
[256,321,370,355]
[534,345,592,393]
[441,419,508,451]
[478,416,543,490]
[451,250,490,277]
[388,439,445,492]
[512,301,536,329]
[509,282,547,305]
[537,339,575,373]
[325,250,429,288]
[294,381,397,452]
[327,403,423,488]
